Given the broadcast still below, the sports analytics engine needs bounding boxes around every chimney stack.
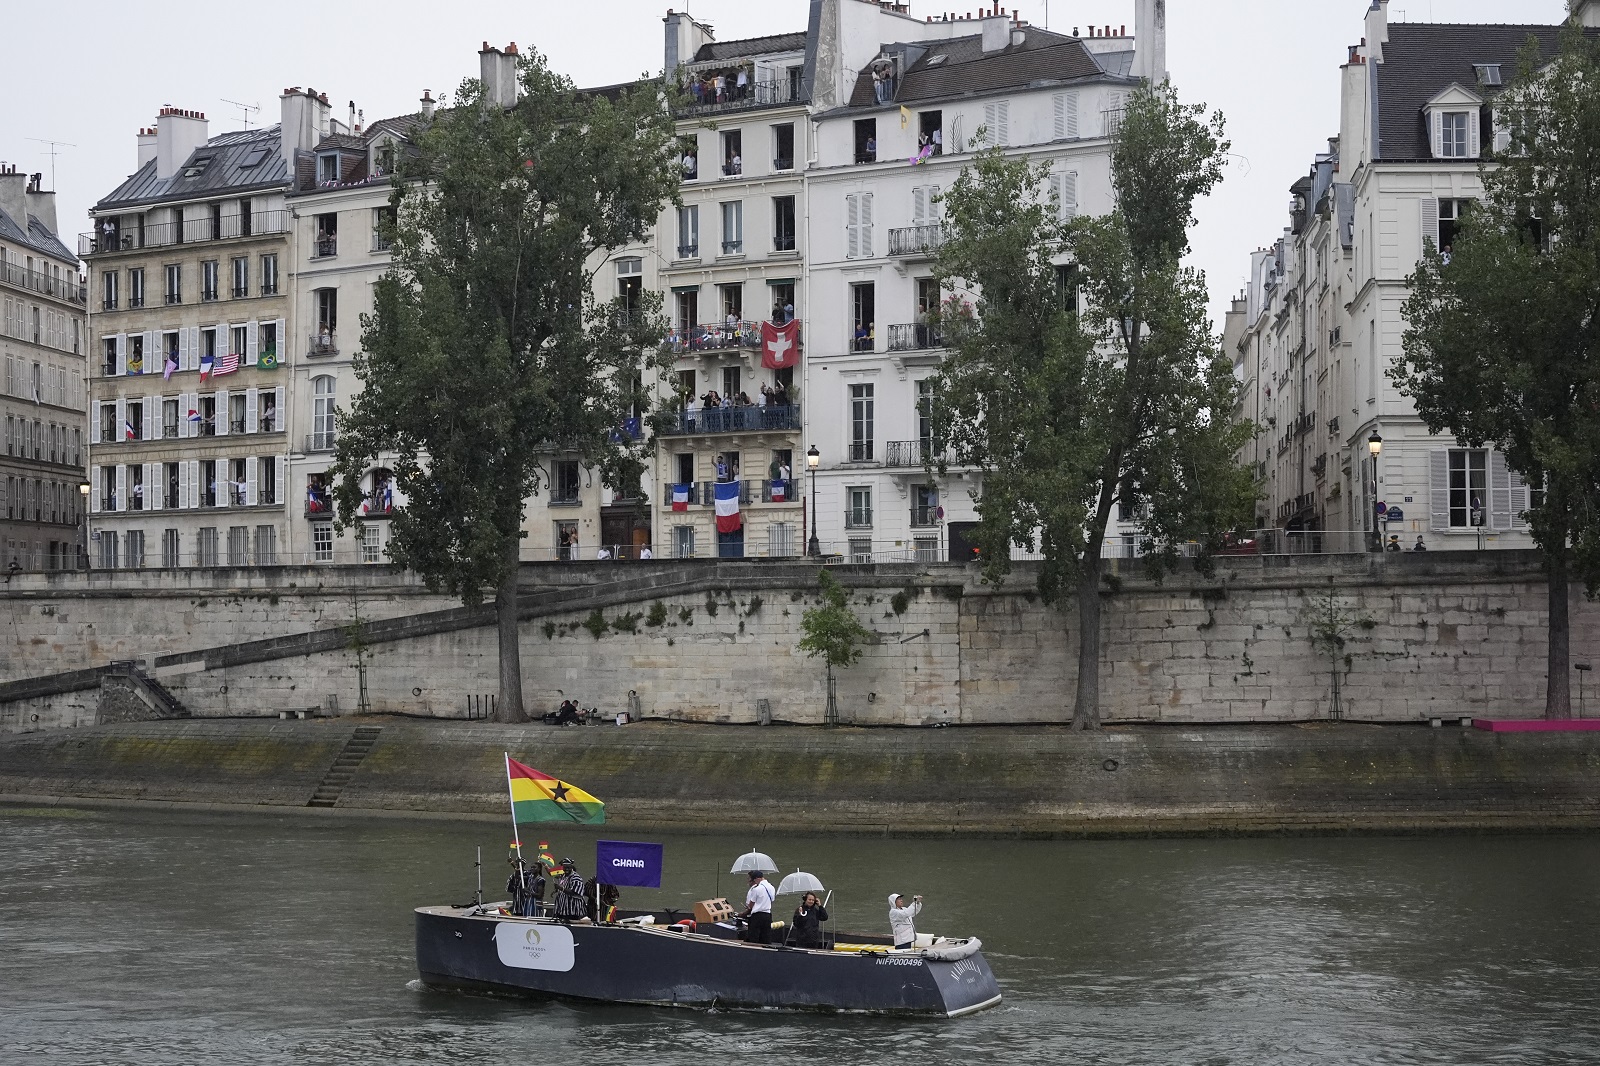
[137,127,158,170]
[479,42,521,109]
[663,9,715,77]
[0,167,26,237]
[1131,0,1168,84]
[980,11,1012,52]
[279,88,316,169]
[155,107,210,181]
[420,90,436,119]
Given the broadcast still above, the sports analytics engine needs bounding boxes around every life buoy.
[668,919,698,933]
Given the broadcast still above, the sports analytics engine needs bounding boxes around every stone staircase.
[306,725,384,808]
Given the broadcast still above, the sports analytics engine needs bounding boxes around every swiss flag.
[761,319,800,370]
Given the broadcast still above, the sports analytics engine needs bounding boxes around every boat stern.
[925,946,1002,1017]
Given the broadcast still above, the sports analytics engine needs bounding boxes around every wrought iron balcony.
[910,506,939,528]
[659,404,801,436]
[888,223,944,257]
[886,323,943,352]
[884,440,936,468]
[308,333,338,357]
[305,432,337,453]
[78,210,289,256]
[844,508,874,529]
[664,320,762,354]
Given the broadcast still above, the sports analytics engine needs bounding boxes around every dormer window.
[1425,84,1483,161]
[317,153,340,184]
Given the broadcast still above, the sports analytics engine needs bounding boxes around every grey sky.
[4,0,1570,329]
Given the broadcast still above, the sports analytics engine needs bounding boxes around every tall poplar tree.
[331,53,679,722]
[932,83,1255,729]
[1395,23,1600,718]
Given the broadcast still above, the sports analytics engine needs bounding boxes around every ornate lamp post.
[807,445,821,557]
[78,480,91,570]
[1367,431,1383,552]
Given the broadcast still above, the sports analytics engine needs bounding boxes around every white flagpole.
[504,752,522,853]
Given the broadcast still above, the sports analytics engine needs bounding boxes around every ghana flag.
[505,755,605,825]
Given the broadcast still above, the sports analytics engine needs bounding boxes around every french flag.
[770,479,787,502]
[124,420,136,441]
[714,481,742,533]
[671,484,690,512]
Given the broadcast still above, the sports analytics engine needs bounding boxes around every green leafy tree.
[1394,24,1600,719]
[331,52,679,722]
[931,83,1256,730]
[798,570,874,725]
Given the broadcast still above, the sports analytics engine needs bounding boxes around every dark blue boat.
[415,905,1002,1016]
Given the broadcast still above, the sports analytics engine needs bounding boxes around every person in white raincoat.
[888,892,923,950]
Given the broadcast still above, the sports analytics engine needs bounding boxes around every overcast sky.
[5,0,1570,328]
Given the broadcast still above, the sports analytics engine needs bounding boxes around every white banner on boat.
[493,923,576,971]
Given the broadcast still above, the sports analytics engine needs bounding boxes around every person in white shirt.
[639,545,653,560]
[739,871,776,945]
[888,892,923,950]
[596,546,612,561]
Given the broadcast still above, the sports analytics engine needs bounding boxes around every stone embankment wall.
[1,553,1595,731]
[4,718,1599,836]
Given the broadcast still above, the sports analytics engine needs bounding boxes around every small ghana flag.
[505,755,605,825]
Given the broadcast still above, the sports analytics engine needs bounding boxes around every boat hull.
[415,907,1001,1017]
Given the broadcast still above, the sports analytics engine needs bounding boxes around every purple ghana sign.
[595,840,664,888]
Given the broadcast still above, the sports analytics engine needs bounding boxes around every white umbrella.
[729,848,778,874]
[777,870,825,895]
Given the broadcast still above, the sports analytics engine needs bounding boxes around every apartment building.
[1232,0,1599,550]
[82,108,292,569]
[0,165,87,571]
[804,5,1160,560]
[284,89,421,564]
[652,13,810,560]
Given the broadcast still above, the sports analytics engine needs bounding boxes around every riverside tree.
[931,83,1255,730]
[798,570,874,725]
[331,52,679,723]
[1394,24,1600,719]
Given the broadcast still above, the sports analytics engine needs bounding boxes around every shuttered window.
[845,192,874,259]
[1053,92,1079,139]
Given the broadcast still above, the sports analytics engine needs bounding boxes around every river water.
[1,806,1598,1065]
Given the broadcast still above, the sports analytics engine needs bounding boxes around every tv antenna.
[24,138,75,191]
[221,98,261,130]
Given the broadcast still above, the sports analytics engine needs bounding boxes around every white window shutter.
[145,394,158,440]
[246,388,258,433]
[116,333,127,372]
[217,464,229,509]
[246,321,259,366]
[90,406,101,444]
[115,464,126,512]
[1489,451,1513,530]
[147,462,161,511]
[1429,450,1449,531]
[846,193,860,258]
[89,465,100,513]
[1054,93,1079,139]
[1467,111,1481,159]
[1062,171,1078,218]
[1510,469,1530,529]
[115,397,125,442]
[216,389,229,436]
[275,386,284,428]
[277,456,286,508]
[246,457,258,506]
[1420,198,1440,254]
[912,187,927,225]
[178,327,191,372]
[275,318,285,359]
[182,460,194,509]
[861,193,873,256]
[1429,111,1443,158]
[177,392,189,438]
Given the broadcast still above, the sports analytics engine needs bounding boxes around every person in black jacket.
[789,892,829,949]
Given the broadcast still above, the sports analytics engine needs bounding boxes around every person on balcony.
[715,455,729,482]
[318,325,332,350]
[736,66,749,100]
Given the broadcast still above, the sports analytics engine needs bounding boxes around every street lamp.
[78,480,91,570]
[806,445,821,557]
[1367,431,1383,552]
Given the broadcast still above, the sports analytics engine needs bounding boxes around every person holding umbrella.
[739,870,777,945]
[790,892,829,949]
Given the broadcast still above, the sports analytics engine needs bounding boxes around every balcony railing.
[78,210,290,255]
[305,494,334,518]
[885,440,936,468]
[844,508,874,529]
[305,433,337,453]
[308,333,338,357]
[721,239,744,254]
[676,77,802,116]
[660,404,801,436]
[848,442,874,463]
[164,292,182,305]
[1,261,88,304]
[888,223,944,257]
[676,244,700,260]
[886,323,943,352]
[910,506,939,528]
[313,237,337,259]
[665,320,762,354]
[696,480,754,505]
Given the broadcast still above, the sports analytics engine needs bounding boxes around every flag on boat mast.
[503,754,605,849]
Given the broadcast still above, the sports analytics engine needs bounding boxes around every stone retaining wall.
[2,553,1594,729]
[3,718,1598,836]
